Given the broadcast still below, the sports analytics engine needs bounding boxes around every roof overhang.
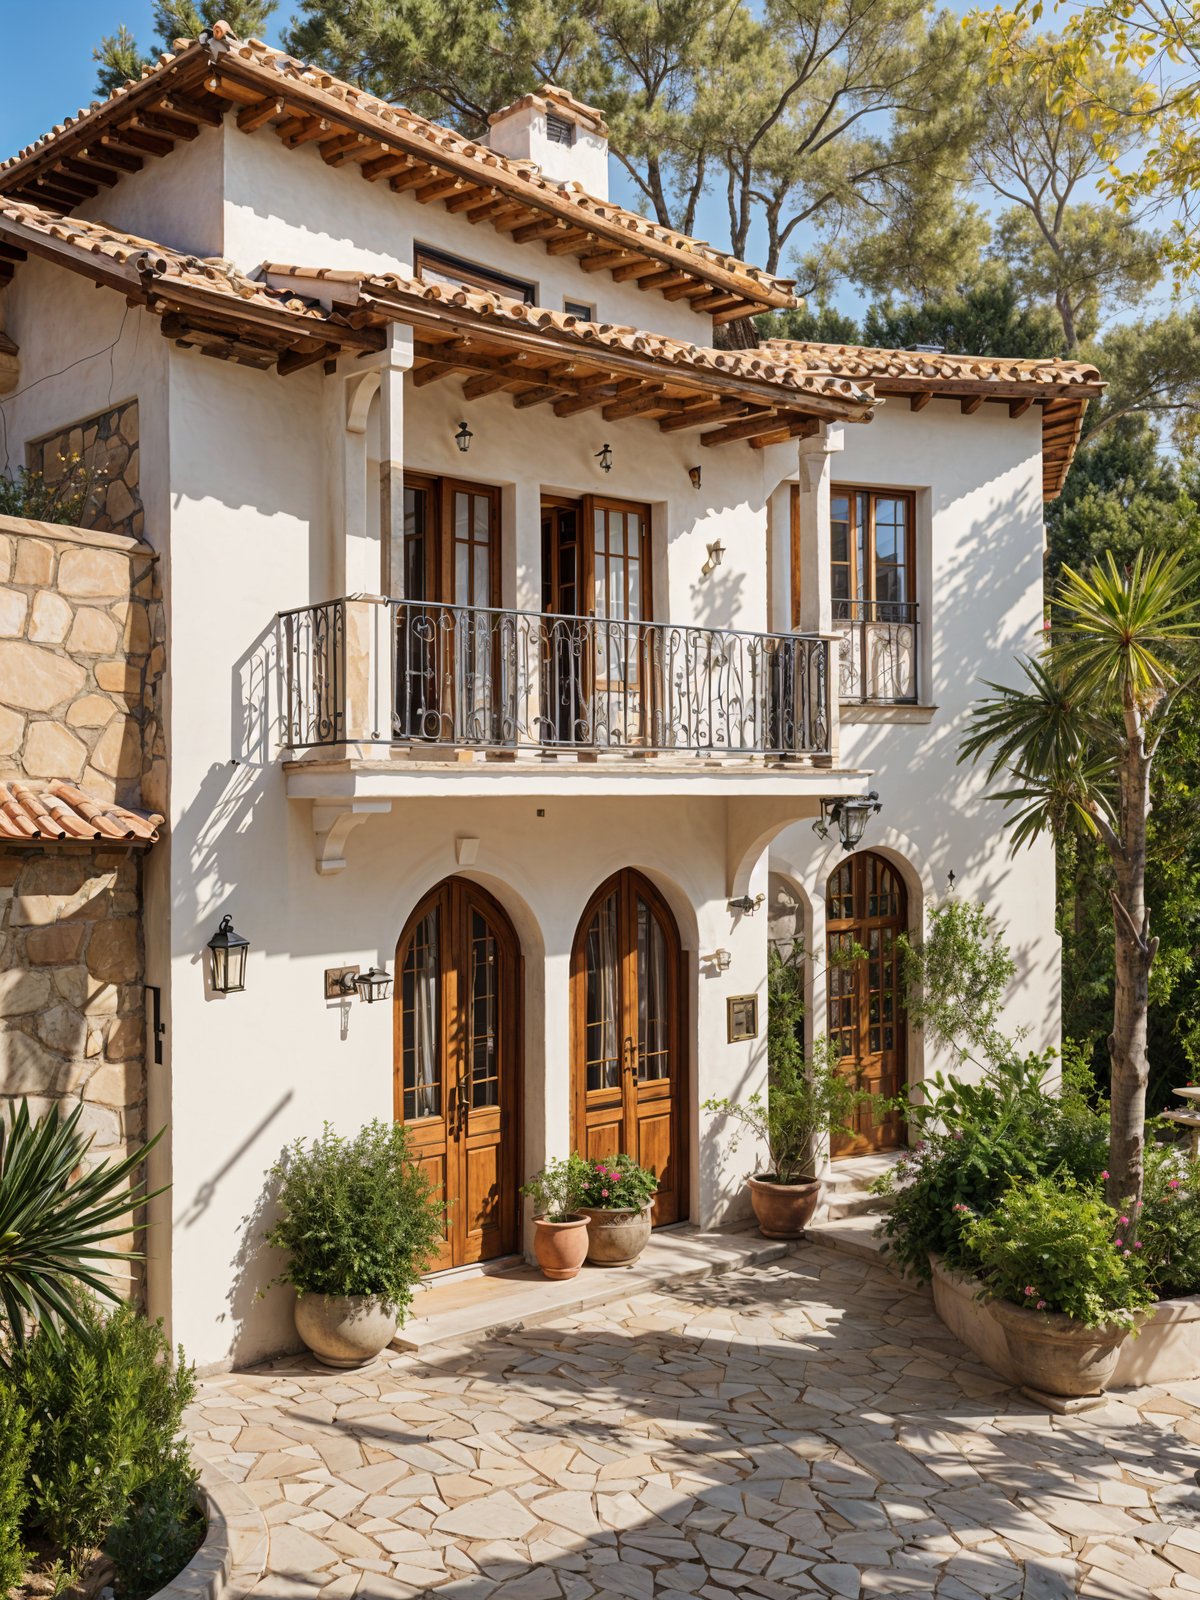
[0,781,162,845]
[0,25,796,323]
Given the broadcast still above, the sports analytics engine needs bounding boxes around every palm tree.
[960,549,1200,1205]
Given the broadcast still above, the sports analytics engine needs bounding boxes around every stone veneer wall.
[27,400,143,540]
[0,515,165,813]
[0,513,165,1289]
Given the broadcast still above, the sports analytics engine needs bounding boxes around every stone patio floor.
[186,1243,1200,1600]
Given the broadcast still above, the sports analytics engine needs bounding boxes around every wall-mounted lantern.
[207,914,249,994]
[703,948,733,972]
[813,790,882,853]
[455,420,473,454]
[688,465,702,490]
[356,966,393,1004]
[728,894,765,915]
[701,540,725,577]
[595,442,613,473]
[327,964,393,1004]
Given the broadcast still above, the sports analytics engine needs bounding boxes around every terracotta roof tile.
[489,85,609,137]
[0,780,163,844]
[762,339,1102,394]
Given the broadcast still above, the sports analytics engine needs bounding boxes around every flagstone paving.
[186,1244,1200,1599]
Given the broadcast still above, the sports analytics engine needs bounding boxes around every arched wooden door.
[826,851,907,1156]
[571,869,687,1226]
[394,878,521,1270]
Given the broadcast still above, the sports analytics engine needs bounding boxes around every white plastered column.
[380,326,414,599]
[338,325,414,599]
[794,424,843,634]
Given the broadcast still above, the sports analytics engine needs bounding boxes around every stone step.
[805,1212,889,1266]
[823,1189,890,1221]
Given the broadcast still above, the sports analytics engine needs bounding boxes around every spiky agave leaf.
[1053,549,1200,709]
[0,1099,165,1353]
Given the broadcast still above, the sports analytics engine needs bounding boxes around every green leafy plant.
[0,1377,34,1595]
[0,1099,165,1352]
[264,1120,444,1322]
[704,945,863,1186]
[966,1177,1153,1327]
[1128,1141,1200,1299]
[0,457,101,527]
[105,1455,204,1600]
[577,1154,659,1212]
[11,1298,197,1581]
[520,1153,591,1222]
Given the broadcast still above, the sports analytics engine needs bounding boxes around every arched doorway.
[826,851,907,1155]
[570,869,688,1226]
[394,877,521,1269]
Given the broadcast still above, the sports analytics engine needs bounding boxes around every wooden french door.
[571,869,687,1225]
[394,877,521,1269]
[826,851,907,1156]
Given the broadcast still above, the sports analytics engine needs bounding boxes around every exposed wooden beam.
[278,342,337,376]
[80,141,142,173]
[636,269,692,292]
[205,74,269,106]
[552,378,634,418]
[544,229,591,256]
[511,217,561,243]
[689,290,741,312]
[0,243,28,262]
[658,400,752,433]
[662,280,712,302]
[909,393,932,412]
[237,97,286,134]
[461,372,513,400]
[601,385,666,422]
[162,91,225,128]
[464,197,509,225]
[411,361,462,387]
[960,395,984,415]
[749,418,820,449]
[101,126,174,158]
[320,131,369,165]
[700,411,793,447]
[446,185,496,213]
[134,109,200,141]
[62,155,120,188]
[611,260,663,283]
[361,151,414,182]
[31,169,96,201]
[286,117,334,149]
[579,248,640,274]
[713,304,766,325]
[1009,396,1034,418]
[415,174,468,204]
[390,165,437,193]
[511,383,567,409]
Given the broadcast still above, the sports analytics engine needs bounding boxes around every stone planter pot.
[746,1173,821,1239]
[294,1293,397,1368]
[532,1216,589,1280]
[988,1296,1128,1399]
[581,1204,652,1267]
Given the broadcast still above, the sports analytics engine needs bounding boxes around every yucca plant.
[0,1100,164,1353]
[961,549,1200,1206]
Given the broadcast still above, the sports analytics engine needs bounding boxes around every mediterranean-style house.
[0,23,1101,1370]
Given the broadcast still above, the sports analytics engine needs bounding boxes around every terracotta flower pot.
[581,1204,652,1267]
[532,1215,590,1280]
[989,1296,1129,1398]
[746,1173,821,1239]
[294,1292,397,1368]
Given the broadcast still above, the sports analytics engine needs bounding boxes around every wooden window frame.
[582,494,653,625]
[403,471,502,608]
[828,485,916,617]
[413,243,536,305]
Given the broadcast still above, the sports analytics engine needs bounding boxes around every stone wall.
[0,515,165,813]
[26,400,143,540]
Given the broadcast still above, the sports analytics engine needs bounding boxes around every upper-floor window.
[564,298,595,321]
[414,244,535,304]
[825,485,919,705]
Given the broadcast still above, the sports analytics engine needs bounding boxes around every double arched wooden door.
[826,851,907,1155]
[571,869,687,1226]
[394,878,521,1270]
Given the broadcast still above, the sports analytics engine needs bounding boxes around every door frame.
[569,867,690,1225]
[403,471,502,607]
[393,875,524,1269]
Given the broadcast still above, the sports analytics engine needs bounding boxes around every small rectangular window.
[546,112,575,147]
[564,299,594,321]
[413,244,535,304]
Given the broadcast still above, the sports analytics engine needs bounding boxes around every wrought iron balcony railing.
[834,601,919,705]
[280,598,833,759]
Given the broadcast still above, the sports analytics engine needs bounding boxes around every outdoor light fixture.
[728,894,765,915]
[688,465,702,489]
[455,420,473,454]
[356,966,393,1004]
[701,540,726,577]
[704,949,733,972]
[947,868,957,890]
[595,442,613,473]
[207,913,249,995]
[813,790,882,853]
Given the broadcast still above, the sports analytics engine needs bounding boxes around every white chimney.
[484,85,610,201]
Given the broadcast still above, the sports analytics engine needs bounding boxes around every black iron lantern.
[455,420,473,453]
[813,790,881,853]
[207,913,249,994]
[595,442,613,473]
[356,965,393,1004]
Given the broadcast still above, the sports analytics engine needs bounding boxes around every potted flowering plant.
[520,1154,591,1280]
[578,1154,659,1266]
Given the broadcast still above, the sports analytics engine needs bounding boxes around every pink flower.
[1124,1249,1132,1258]
[1120,1215,1130,1226]
[1114,1239,1123,1248]
[1036,1300,1047,1310]
[1169,1179,1180,1190]
[601,1189,609,1198]
[1101,1170,1110,1180]
[1025,1286,1037,1297]
[1134,1241,1143,1249]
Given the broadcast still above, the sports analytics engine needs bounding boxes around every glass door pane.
[401,908,441,1121]
[636,898,669,1082]
[584,892,621,1091]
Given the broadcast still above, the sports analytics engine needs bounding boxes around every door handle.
[622,1035,637,1079]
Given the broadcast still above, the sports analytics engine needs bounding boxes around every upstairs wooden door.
[394,877,521,1269]
[826,851,907,1156]
[571,869,687,1225]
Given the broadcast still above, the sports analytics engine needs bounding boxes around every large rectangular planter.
[929,1255,1200,1389]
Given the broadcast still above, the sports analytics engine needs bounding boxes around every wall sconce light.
[595,442,613,473]
[455,420,473,454]
[704,948,733,972]
[207,913,249,994]
[728,894,765,915]
[356,966,393,1004]
[947,869,957,890]
[688,465,702,490]
[326,964,393,1004]
[813,790,882,853]
[701,540,725,577]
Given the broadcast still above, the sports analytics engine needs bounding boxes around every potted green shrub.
[265,1120,444,1367]
[578,1155,659,1267]
[520,1154,591,1279]
[965,1178,1152,1399]
[704,951,862,1238]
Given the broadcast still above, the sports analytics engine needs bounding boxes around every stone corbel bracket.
[312,799,392,875]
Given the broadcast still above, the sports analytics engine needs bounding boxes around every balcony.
[835,602,919,706]
[280,598,833,762]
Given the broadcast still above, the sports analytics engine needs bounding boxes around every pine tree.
[93,1,277,98]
